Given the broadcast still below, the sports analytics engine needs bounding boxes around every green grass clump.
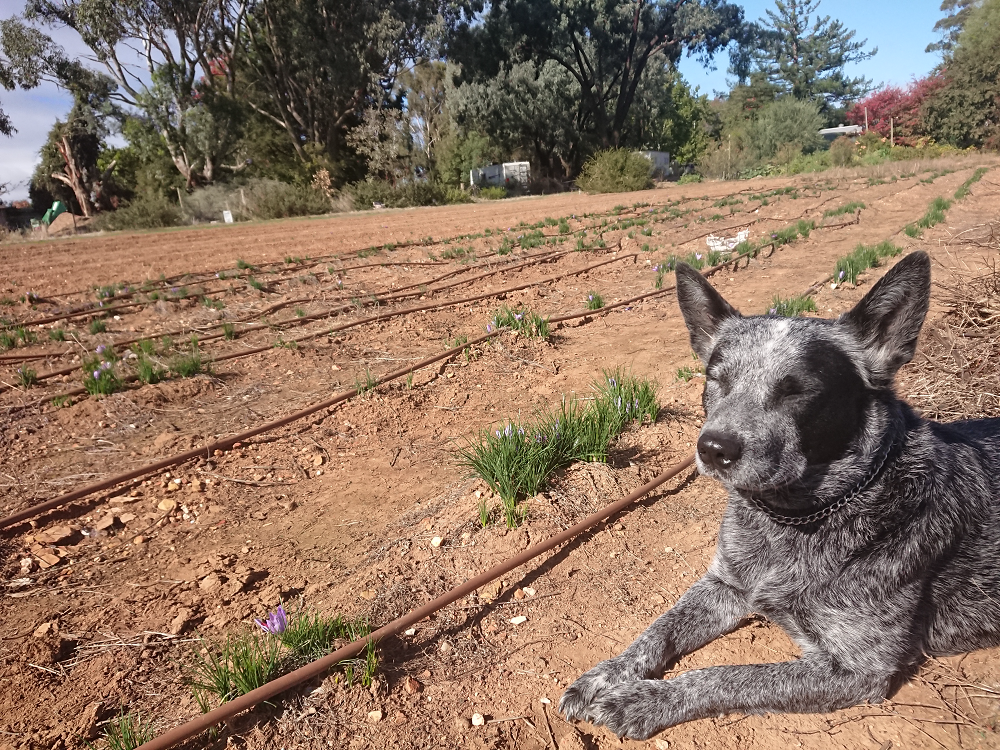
[918,197,951,229]
[49,327,66,341]
[94,709,157,750]
[904,224,920,237]
[770,219,815,247]
[586,291,604,310]
[490,306,550,339]
[954,167,988,199]
[558,217,571,234]
[277,606,374,678]
[834,241,903,285]
[186,629,283,711]
[356,368,378,397]
[479,186,507,200]
[16,367,37,388]
[13,326,35,344]
[236,258,256,271]
[576,148,654,194]
[0,331,15,350]
[247,277,265,291]
[83,357,122,396]
[51,394,72,408]
[823,201,866,218]
[222,322,237,340]
[768,295,818,317]
[170,349,205,378]
[459,369,658,528]
[89,319,107,334]
[676,364,703,382]
[133,339,156,356]
[135,355,166,385]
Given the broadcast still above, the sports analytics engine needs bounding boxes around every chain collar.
[746,435,901,527]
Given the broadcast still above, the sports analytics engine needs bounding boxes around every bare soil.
[2,157,1000,750]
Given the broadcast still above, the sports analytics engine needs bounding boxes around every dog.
[559,251,1000,739]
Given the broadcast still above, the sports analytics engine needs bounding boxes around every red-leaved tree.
[847,76,946,145]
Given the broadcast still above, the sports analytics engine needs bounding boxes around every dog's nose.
[697,431,743,472]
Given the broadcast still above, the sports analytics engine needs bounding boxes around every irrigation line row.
[132,452,697,750]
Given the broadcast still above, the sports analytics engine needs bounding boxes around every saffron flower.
[839,270,845,280]
[695,253,703,260]
[256,605,288,635]
[92,370,101,379]
[769,307,777,315]
[96,345,106,355]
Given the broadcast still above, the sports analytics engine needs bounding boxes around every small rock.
[522,587,536,597]
[664,546,673,553]
[33,622,55,638]
[19,557,34,574]
[36,552,60,568]
[509,616,527,625]
[367,709,383,723]
[539,697,550,705]
[430,536,443,548]
[650,594,665,605]
[403,676,422,695]
[133,536,146,545]
[613,523,624,531]
[35,525,74,545]
[94,514,118,531]
[404,628,416,636]
[312,454,324,467]
[440,641,452,653]
[77,701,105,741]
[655,740,670,749]
[119,513,137,524]
[471,713,485,727]
[169,607,194,635]
[359,590,377,601]
[479,580,502,601]
[393,711,407,726]
[157,498,177,512]
[199,573,223,591]
[165,482,179,493]
[513,588,524,600]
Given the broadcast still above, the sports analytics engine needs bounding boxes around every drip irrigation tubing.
[0,243,739,529]
[2,252,633,408]
[131,452,696,750]
[0,247,579,392]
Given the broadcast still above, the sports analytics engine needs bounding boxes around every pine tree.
[926,0,977,55]
[751,0,876,111]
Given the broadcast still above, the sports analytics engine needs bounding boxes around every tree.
[747,0,875,112]
[451,0,743,150]
[240,0,440,178]
[926,0,977,55]
[399,61,450,179]
[845,77,945,145]
[624,62,713,163]
[745,97,824,159]
[923,0,1000,148]
[25,0,250,188]
[449,60,584,178]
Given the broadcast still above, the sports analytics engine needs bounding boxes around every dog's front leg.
[559,572,747,722]
[585,658,893,740]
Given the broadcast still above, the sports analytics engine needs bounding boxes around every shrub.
[478,186,507,200]
[745,98,825,160]
[829,136,855,167]
[347,179,467,210]
[93,193,183,231]
[677,173,702,184]
[576,148,654,194]
[240,179,331,220]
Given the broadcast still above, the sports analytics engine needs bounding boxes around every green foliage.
[823,201,865,218]
[954,167,989,199]
[16,367,37,388]
[577,149,653,194]
[185,629,283,710]
[347,180,468,210]
[834,241,902,285]
[745,98,825,160]
[768,294,818,316]
[170,350,205,378]
[0,331,14,351]
[923,0,1000,148]
[92,709,157,750]
[135,355,165,385]
[490,306,550,339]
[89,319,107,334]
[458,370,658,527]
[677,173,702,184]
[92,193,184,231]
[828,135,855,166]
[356,368,378,396]
[478,186,507,200]
[222,323,237,340]
[586,291,605,310]
[83,356,122,396]
[743,0,876,111]
[49,327,66,341]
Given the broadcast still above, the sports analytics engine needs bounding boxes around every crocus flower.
[839,271,845,280]
[696,253,703,260]
[256,605,288,635]
[93,370,101,379]
[769,307,777,315]
[96,345,106,354]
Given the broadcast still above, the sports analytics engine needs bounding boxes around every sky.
[1,0,946,203]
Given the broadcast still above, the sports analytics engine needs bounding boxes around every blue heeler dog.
[559,251,1000,739]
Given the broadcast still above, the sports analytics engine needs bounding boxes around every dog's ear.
[839,251,931,383]
[675,262,740,362]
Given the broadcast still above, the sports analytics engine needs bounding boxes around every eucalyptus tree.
[24,0,250,188]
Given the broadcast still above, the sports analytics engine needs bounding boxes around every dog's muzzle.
[697,430,744,474]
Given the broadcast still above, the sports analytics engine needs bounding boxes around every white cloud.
[1,83,73,201]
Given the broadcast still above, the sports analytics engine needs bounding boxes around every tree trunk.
[51,134,94,218]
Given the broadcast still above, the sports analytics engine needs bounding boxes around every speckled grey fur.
[559,252,1000,740]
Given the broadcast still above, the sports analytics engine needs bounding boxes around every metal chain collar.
[748,437,900,527]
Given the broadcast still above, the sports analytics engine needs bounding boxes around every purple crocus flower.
[96,345,106,354]
[256,605,288,635]
[769,307,777,315]
[93,370,101,379]
[839,270,845,280]
[695,253,703,260]
[486,323,494,333]
[514,313,523,321]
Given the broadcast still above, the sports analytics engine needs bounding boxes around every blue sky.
[2,0,947,202]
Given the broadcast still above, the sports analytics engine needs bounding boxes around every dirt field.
[2,156,1000,750]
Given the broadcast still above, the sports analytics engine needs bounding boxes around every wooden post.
[864,107,868,132]
[890,118,894,147]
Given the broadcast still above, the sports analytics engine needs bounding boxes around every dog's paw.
[587,679,682,740]
[559,656,643,722]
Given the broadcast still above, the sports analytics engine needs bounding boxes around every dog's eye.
[775,376,804,400]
